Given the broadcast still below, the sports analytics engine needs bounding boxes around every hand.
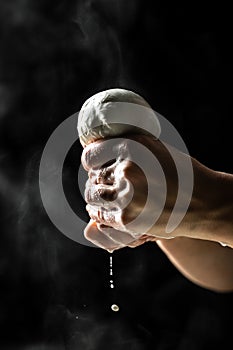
[81,134,196,251]
[81,134,233,292]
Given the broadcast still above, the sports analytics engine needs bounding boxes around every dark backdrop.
[0,1,233,349]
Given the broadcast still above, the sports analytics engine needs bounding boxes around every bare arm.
[156,237,233,293]
[82,135,233,292]
[155,170,233,293]
[181,169,233,247]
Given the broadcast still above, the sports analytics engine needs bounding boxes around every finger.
[85,174,133,209]
[85,182,118,205]
[84,220,122,252]
[98,224,137,245]
[81,137,133,171]
[81,139,119,171]
[86,205,123,230]
[86,204,143,237]
[88,167,115,185]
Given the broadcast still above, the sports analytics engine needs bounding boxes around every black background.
[0,1,233,349]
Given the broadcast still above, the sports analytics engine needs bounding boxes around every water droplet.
[111,304,119,312]
[109,255,118,308]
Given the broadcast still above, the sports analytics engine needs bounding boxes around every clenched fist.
[81,134,197,252]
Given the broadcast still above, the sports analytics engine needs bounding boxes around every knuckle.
[84,187,91,203]
[116,140,130,159]
[84,180,92,203]
[81,147,91,170]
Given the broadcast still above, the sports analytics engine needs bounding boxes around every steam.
[74,0,129,87]
[0,0,148,348]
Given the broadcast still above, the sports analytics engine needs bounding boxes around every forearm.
[178,162,233,246]
[209,171,233,246]
[155,168,233,293]
[156,237,233,292]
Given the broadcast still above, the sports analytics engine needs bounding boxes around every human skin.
[82,134,233,292]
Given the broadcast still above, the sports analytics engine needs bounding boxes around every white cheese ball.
[77,88,161,147]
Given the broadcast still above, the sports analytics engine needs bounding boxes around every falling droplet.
[111,304,119,312]
[109,254,119,310]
